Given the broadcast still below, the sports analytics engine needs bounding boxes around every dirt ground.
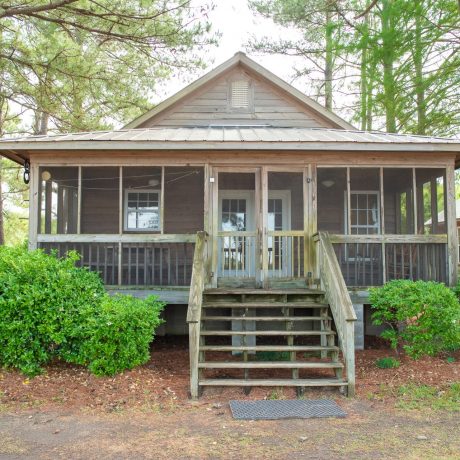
[1,337,459,459]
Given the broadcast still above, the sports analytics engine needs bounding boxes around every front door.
[218,190,256,278]
[212,167,310,287]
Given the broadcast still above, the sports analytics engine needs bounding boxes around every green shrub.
[0,246,104,376]
[369,280,460,358]
[375,357,401,369]
[73,294,164,376]
[0,246,165,376]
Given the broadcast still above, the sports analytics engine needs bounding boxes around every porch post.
[210,169,218,288]
[446,163,458,286]
[260,166,268,287]
[28,161,39,250]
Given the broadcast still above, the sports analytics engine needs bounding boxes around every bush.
[370,280,460,358]
[72,295,164,376]
[0,246,164,376]
[375,357,400,369]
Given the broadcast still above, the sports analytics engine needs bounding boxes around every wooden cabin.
[2,52,460,397]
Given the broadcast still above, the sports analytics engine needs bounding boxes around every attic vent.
[230,80,250,108]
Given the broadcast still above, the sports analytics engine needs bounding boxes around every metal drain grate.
[229,399,346,420]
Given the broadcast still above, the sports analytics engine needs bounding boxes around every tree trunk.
[0,161,4,246]
[381,0,397,133]
[324,5,334,110]
[414,0,426,135]
[360,14,370,130]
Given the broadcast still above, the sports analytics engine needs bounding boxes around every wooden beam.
[446,163,458,285]
[211,169,219,287]
[329,234,447,244]
[77,166,82,234]
[412,168,418,235]
[261,166,268,287]
[380,167,386,283]
[36,233,197,243]
[186,231,208,399]
[28,162,39,250]
[160,166,165,234]
[346,167,351,235]
[118,166,123,235]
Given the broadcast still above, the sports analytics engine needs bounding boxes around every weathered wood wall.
[138,68,337,129]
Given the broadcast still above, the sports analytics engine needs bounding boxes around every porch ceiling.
[1,126,460,164]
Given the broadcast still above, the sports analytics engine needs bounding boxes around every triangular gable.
[124,52,355,130]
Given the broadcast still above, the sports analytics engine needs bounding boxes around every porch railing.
[330,234,448,287]
[217,231,257,279]
[38,234,196,287]
[315,231,356,396]
[267,230,305,279]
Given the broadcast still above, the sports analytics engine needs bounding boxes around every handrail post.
[186,231,208,399]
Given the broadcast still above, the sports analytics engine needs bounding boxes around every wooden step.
[201,316,331,322]
[199,345,339,352]
[200,330,335,336]
[204,289,325,295]
[199,378,347,387]
[202,302,328,309]
[198,361,344,369]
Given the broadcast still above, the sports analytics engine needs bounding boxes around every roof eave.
[1,141,460,154]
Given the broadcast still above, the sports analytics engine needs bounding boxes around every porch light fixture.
[321,179,335,188]
[148,178,160,187]
[41,170,51,181]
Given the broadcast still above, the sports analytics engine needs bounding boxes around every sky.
[159,0,307,101]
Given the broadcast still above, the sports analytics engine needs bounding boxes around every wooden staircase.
[197,288,346,392]
[187,231,356,398]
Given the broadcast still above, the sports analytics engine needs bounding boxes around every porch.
[33,164,455,290]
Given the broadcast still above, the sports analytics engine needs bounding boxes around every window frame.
[124,188,162,232]
[344,190,381,235]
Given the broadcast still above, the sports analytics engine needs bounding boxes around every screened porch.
[33,163,454,289]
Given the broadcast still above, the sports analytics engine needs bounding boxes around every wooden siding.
[139,68,337,129]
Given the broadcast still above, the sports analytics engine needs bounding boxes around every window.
[124,189,160,231]
[345,191,380,235]
[221,198,247,231]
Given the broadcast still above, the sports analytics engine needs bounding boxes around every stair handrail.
[314,231,356,396]
[186,231,209,398]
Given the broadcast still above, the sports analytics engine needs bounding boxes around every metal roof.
[1,127,459,165]
[1,126,459,146]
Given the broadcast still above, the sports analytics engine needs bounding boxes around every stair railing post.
[345,320,356,397]
[187,231,208,399]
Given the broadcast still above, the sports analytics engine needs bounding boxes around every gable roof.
[124,52,355,131]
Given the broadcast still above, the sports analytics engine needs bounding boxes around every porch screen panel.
[416,168,446,235]
[123,166,162,232]
[267,172,304,278]
[163,167,204,234]
[383,169,414,234]
[81,167,119,234]
[317,168,347,233]
[38,167,78,234]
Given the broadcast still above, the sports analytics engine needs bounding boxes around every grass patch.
[375,357,401,369]
[396,383,460,411]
